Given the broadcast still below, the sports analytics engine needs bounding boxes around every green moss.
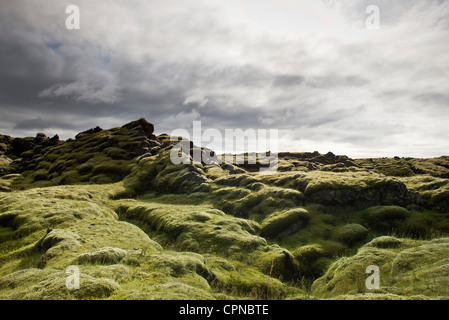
[113,282,215,300]
[2,122,449,300]
[277,206,338,250]
[364,236,403,249]
[0,185,161,275]
[361,206,410,232]
[400,175,449,212]
[146,252,210,279]
[7,120,159,189]
[104,147,130,160]
[333,224,368,246]
[90,174,115,184]
[91,162,130,176]
[260,208,310,239]
[292,244,333,280]
[254,246,299,281]
[410,157,449,178]
[396,213,432,238]
[312,236,449,299]
[0,268,120,299]
[76,247,128,265]
[0,155,12,175]
[215,185,304,218]
[124,150,209,195]
[207,256,288,299]
[204,165,226,180]
[116,202,266,257]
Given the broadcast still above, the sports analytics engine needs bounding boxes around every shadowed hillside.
[1,119,448,300]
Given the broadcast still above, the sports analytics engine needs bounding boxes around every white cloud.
[39,80,121,104]
[183,95,209,108]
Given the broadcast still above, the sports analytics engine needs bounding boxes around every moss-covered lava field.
[1,119,449,300]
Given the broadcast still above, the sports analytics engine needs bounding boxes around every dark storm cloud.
[414,93,449,106]
[272,75,305,88]
[14,117,79,131]
[0,31,68,108]
[307,75,370,89]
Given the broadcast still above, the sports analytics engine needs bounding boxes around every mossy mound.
[0,155,12,175]
[260,208,310,239]
[0,183,305,300]
[253,246,299,282]
[361,206,410,233]
[400,175,449,212]
[116,201,265,257]
[333,224,368,247]
[237,151,358,173]
[0,174,23,192]
[0,268,120,299]
[212,184,304,218]
[4,118,159,189]
[410,157,449,178]
[311,236,449,299]
[206,255,292,299]
[147,252,211,278]
[292,244,335,280]
[365,236,403,249]
[123,149,209,195]
[114,282,216,300]
[116,201,300,281]
[259,171,414,209]
[0,185,161,274]
[355,156,449,179]
[76,247,128,265]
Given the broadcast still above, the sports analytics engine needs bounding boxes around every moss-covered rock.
[260,208,310,239]
[254,246,299,281]
[117,202,266,257]
[365,236,403,249]
[6,118,159,189]
[147,252,211,279]
[215,185,304,218]
[292,243,339,281]
[0,268,120,300]
[312,236,449,299]
[400,175,449,212]
[207,256,289,299]
[124,150,209,195]
[114,282,215,300]
[76,247,128,265]
[333,224,368,246]
[361,206,410,232]
[0,155,12,175]
[259,171,414,209]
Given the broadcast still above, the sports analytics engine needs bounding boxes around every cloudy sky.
[0,0,448,158]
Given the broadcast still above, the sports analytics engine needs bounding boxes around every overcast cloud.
[0,0,448,157]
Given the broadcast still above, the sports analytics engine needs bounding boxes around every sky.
[0,0,448,158]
